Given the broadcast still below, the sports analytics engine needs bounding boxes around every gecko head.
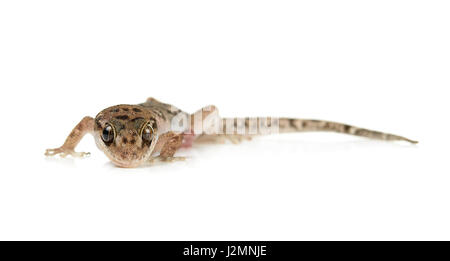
[93,105,159,168]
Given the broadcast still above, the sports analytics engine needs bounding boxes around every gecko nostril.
[122,137,128,144]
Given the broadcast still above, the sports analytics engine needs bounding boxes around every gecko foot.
[45,147,90,158]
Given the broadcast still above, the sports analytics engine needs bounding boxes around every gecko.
[45,97,418,168]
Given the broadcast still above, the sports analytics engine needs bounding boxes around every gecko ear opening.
[101,124,115,144]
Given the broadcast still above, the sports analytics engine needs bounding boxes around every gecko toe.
[45,147,90,158]
[45,148,61,156]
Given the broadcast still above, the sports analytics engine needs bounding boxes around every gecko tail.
[219,117,418,144]
[278,118,418,144]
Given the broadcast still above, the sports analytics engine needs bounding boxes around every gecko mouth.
[110,154,143,168]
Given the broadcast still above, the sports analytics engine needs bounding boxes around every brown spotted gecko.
[45,97,418,168]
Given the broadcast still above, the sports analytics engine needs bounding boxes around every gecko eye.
[141,122,154,142]
[101,124,115,144]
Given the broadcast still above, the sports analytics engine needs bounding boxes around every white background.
[0,1,449,240]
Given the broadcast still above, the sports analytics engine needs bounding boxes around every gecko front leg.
[45,116,94,158]
[150,132,185,163]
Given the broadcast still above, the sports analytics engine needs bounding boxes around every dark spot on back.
[122,108,129,112]
[132,108,142,112]
[111,108,120,113]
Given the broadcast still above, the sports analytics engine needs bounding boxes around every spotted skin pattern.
[45,97,417,168]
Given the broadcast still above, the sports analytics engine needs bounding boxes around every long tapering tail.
[218,117,418,144]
